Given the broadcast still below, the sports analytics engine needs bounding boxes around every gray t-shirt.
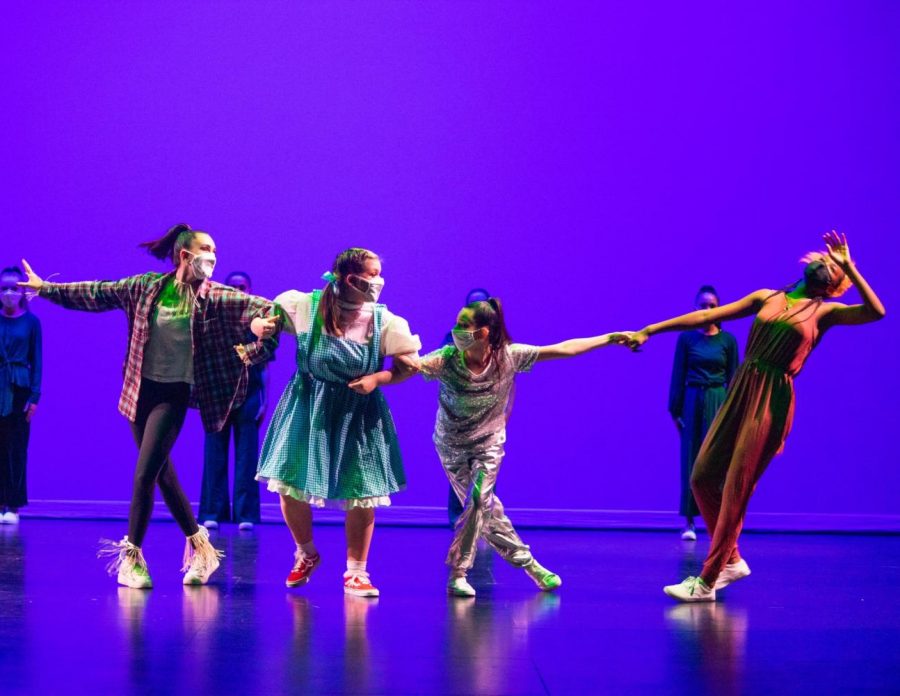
[142,305,194,384]
[419,343,539,448]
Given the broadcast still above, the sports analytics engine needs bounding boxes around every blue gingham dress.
[256,290,406,508]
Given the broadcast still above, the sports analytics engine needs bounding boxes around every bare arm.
[348,353,419,394]
[627,290,771,350]
[817,232,886,329]
[535,333,627,362]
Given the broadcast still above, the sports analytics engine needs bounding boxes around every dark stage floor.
[1,520,898,695]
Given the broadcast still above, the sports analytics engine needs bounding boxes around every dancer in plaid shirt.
[18,224,277,589]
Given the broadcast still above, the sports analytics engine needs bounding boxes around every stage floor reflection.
[1,520,898,694]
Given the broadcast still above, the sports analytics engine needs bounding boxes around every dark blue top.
[0,312,42,416]
[668,330,738,417]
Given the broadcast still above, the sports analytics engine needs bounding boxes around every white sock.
[297,541,318,558]
[346,559,367,576]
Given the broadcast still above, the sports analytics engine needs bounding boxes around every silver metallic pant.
[438,436,533,573]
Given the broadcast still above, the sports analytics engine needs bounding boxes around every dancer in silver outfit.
[418,297,626,597]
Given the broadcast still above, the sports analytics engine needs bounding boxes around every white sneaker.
[238,522,254,531]
[118,554,153,589]
[664,576,716,603]
[714,559,752,590]
[681,527,697,541]
[183,553,220,585]
[448,576,477,597]
[202,520,219,530]
[2,511,19,524]
[182,527,223,585]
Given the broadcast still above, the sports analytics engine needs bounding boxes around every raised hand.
[824,230,852,269]
[18,259,43,291]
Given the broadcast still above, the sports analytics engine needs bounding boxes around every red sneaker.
[286,553,321,588]
[343,572,380,597]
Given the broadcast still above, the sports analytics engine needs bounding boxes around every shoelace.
[345,573,372,587]
[292,555,318,573]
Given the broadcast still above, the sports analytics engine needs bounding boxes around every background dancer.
[668,286,739,540]
[0,266,41,525]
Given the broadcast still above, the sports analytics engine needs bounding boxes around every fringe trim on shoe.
[182,526,225,572]
[97,536,147,576]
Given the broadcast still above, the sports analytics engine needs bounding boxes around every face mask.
[452,329,479,351]
[1,291,22,309]
[348,275,385,303]
[187,251,217,280]
[804,260,839,295]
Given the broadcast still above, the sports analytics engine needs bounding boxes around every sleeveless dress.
[256,290,413,509]
[691,291,823,582]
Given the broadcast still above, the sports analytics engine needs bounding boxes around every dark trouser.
[200,389,262,524]
[679,384,727,518]
[0,386,30,509]
[128,379,198,546]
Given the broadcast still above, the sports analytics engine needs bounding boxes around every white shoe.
[117,554,153,589]
[238,522,254,531]
[448,576,477,597]
[714,559,752,590]
[2,511,19,524]
[664,576,716,603]
[202,520,219,530]
[182,527,223,585]
[681,527,697,541]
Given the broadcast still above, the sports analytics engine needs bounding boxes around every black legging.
[128,379,198,546]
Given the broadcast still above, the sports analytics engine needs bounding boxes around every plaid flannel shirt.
[40,271,277,432]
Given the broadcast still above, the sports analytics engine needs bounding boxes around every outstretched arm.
[818,231,886,329]
[20,258,136,312]
[535,333,629,362]
[627,290,770,350]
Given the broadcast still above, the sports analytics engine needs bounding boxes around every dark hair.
[695,285,719,304]
[139,223,198,265]
[320,248,379,336]
[0,266,28,310]
[225,271,252,287]
[466,287,491,304]
[467,297,513,370]
[695,285,722,328]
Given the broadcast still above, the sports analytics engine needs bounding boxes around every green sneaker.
[524,559,562,591]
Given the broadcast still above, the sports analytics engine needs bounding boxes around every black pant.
[128,379,198,546]
[200,387,262,524]
[0,386,30,509]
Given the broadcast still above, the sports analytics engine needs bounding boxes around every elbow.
[874,305,887,320]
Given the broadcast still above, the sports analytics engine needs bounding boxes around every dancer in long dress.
[625,232,885,602]
[18,224,278,588]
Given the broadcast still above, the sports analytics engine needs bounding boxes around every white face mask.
[186,251,216,280]
[348,275,385,303]
[452,329,478,351]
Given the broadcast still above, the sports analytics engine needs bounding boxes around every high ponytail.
[469,297,513,372]
[139,223,196,265]
[319,247,380,336]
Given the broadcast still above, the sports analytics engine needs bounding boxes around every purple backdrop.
[4,2,898,519]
